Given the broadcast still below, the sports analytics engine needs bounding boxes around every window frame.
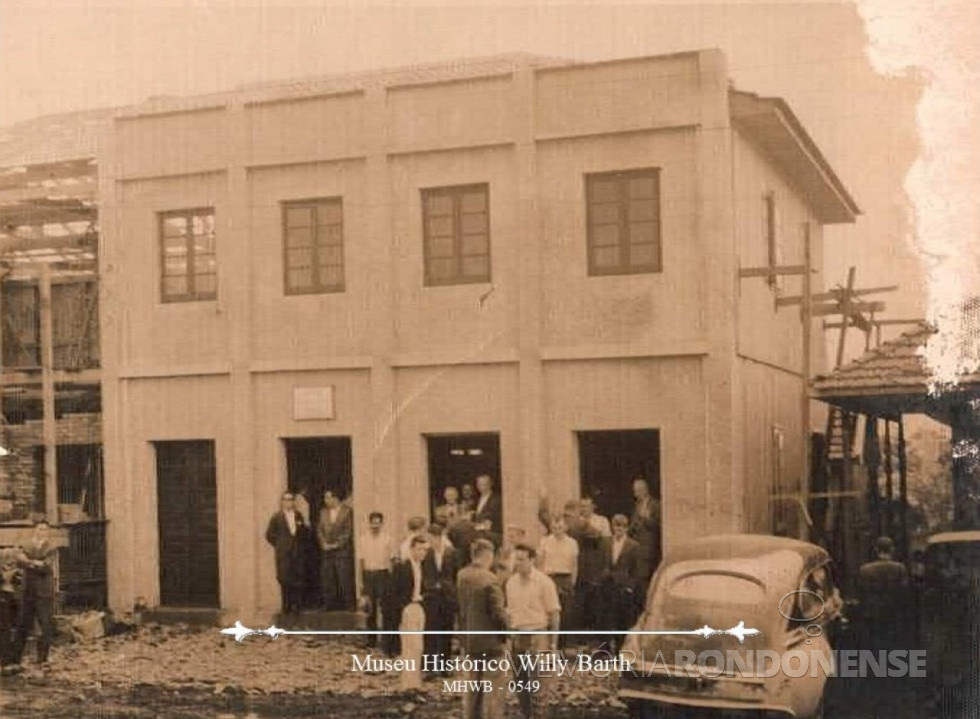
[420,183,492,287]
[158,207,217,304]
[281,197,346,296]
[585,167,663,277]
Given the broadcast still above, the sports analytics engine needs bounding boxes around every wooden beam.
[898,417,909,561]
[2,274,97,288]
[835,267,857,368]
[800,222,812,539]
[739,264,808,278]
[0,177,97,205]
[0,232,96,254]
[810,300,885,317]
[871,318,925,327]
[0,368,101,385]
[0,159,95,192]
[883,420,894,537]
[823,317,924,330]
[776,284,898,307]
[39,264,58,523]
[4,261,98,279]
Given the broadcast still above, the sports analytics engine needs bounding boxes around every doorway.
[425,433,501,519]
[283,436,353,521]
[577,429,660,520]
[283,437,353,609]
[155,440,219,608]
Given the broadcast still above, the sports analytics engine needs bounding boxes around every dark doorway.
[283,437,353,609]
[284,437,353,522]
[426,433,501,517]
[155,440,219,608]
[577,429,660,520]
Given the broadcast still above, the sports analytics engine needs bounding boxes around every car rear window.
[667,573,766,602]
[646,572,767,629]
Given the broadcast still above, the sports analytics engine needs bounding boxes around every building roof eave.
[730,89,861,225]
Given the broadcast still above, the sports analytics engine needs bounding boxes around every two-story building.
[98,51,858,617]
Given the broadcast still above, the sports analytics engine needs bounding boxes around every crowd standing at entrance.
[264,474,661,718]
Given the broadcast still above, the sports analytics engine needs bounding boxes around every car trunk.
[636,569,778,672]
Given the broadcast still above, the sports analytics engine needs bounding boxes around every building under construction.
[0,108,110,607]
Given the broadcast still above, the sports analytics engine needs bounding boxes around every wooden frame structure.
[739,230,917,564]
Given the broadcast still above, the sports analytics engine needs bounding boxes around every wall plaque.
[293,386,335,420]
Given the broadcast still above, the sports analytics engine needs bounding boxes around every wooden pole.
[801,223,812,539]
[39,264,58,523]
[898,417,909,562]
[883,420,893,539]
[835,267,856,368]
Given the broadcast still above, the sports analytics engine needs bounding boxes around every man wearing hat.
[265,492,311,618]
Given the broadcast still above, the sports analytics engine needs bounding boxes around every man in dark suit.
[628,477,661,581]
[265,492,312,618]
[457,538,509,719]
[472,474,502,534]
[422,523,458,672]
[857,536,909,650]
[577,504,611,644]
[389,535,429,621]
[317,490,354,610]
[15,520,56,666]
[390,534,429,690]
[605,514,647,651]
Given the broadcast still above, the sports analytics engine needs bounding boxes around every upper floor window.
[586,168,661,276]
[282,198,345,295]
[421,184,491,286]
[160,208,216,303]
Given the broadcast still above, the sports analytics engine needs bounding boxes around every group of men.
[0,519,57,675]
[265,489,355,615]
[265,474,662,719]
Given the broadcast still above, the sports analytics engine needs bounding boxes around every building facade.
[98,51,858,616]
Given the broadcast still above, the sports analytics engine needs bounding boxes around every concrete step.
[284,610,364,631]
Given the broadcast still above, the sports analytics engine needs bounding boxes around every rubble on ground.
[33,624,621,704]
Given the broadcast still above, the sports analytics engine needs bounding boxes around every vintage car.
[619,534,841,719]
[918,531,980,714]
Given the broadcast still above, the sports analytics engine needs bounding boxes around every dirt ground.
[0,624,626,718]
[0,625,948,718]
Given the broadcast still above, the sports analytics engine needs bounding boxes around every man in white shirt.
[579,497,611,537]
[358,511,393,651]
[536,516,578,646]
[505,545,561,719]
